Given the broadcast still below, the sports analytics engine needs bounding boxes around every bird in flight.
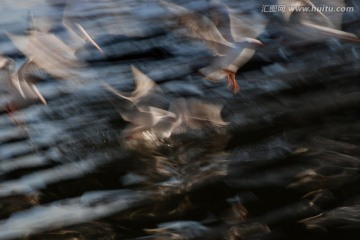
[159,0,265,93]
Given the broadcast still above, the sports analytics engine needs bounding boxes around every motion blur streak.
[0,0,359,239]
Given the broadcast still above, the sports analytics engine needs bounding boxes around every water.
[0,0,360,239]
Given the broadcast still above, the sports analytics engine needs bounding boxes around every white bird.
[8,31,83,81]
[277,0,359,42]
[7,22,102,83]
[277,0,346,29]
[168,98,229,135]
[121,105,177,140]
[114,97,228,141]
[105,70,228,141]
[0,56,46,121]
[277,0,333,26]
[16,58,47,105]
[159,0,265,92]
[104,66,173,140]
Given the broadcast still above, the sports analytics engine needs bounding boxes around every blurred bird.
[121,105,177,140]
[104,66,173,141]
[0,56,46,124]
[168,98,229,135]
[8,31,83,81]
[278,0,346,28]
[159,0,265,92]
[105,65,228,141]
[277,0,359,42]
[278,0,334,26]
[116,97,228,141]
[7,22,102,82]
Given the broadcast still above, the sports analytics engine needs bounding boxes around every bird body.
[199,41,259,90]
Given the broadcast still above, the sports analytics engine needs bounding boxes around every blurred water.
[0,0,360,239]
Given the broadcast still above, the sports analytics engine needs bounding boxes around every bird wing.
[16,59,47,104]
[8,31,83,81]
[229,11,268,41]
[188,100,229,127]
[301,21,359,40]
[151,116,177,139]
[159,0,235,52]
[130,65,157,102]
[123,106,167,128]
[169,98,228,134]
[278,0,337,28]
[120,105,177,139]
[0,57,16,94]
[103,66,156,104]
[63,21,103,53]
[168,98,195,134]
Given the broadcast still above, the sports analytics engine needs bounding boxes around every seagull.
[111,97,228,141]
[277,0,346,29]
[105,80,176,140]
[119,98,228,143]
[277,0,334,27]
[7,31,83,81]
[104,65,228,142]
[7,22,102,82]
[159,0,265,92]
[121,105,177,140]
[277,0,359,42]
[168,98,229,135]
[16,58,47,105]
[0,56,46,124]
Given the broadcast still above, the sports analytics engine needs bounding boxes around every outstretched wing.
[8,31,83,81]
[104,66,156,104]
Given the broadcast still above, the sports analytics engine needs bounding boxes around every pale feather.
[103,66,156,104]
[159,0,235,50]
[7,32,83,80]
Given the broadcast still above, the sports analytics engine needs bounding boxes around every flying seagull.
[0,56,47,124]
[7,23,102,82]
[277,0,359,42]
[159,0,264,92]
